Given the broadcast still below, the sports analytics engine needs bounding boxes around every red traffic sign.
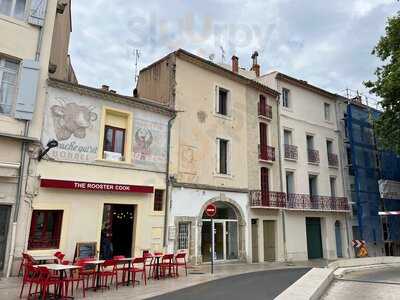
[205,204,217,217]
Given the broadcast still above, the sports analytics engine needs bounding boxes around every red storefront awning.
[40,179,154,194]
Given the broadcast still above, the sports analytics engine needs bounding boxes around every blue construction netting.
[346,103,400,243]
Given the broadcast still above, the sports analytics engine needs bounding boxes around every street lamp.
[38,139,59,161]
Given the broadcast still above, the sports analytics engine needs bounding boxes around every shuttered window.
[0,0,27,20]
[0,58,18,115]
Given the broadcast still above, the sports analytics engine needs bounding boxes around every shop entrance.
[306,217,323,259]
[100,204,135,259]
[201,201,239,262]
[263,220,276,261]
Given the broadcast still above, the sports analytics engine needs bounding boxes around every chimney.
[250,51,260,77]
[232,55,239,73]
[101,85,109,91]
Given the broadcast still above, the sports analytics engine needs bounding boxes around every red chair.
[129,257,146,287]
[113,255,130,287]
[18,253,32,277]
[75,259,97,290]
[159,254,176,278]
[37,266,63,300]
[143,252,155,279]
[62,266,86,298]
[98,260,118,290]
[175,252,188,276]
[19,263,40,299]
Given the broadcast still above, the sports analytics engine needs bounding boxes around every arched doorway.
[201,201,239,262]
[335,220,343,258]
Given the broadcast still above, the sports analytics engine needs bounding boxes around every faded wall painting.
[132,117,167,172]
[42,89,100,163]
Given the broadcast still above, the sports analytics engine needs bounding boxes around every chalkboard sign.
[74,242,97,262]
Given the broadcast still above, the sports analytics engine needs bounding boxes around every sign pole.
[211,216,214,274]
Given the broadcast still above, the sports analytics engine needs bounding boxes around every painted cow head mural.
[50,100,98,141]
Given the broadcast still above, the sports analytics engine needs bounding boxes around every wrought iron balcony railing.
[249,191,349,211]
[307,149,320,164]
[259,144,275,161]
[328,153,339,167]
[284,144,298,160]
[258,102,273,119]
[249,190,287,208]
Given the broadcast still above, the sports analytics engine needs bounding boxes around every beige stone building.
[0,0,75,276]
[137,49,280,263]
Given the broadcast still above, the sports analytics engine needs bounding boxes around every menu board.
[74,242,97,261]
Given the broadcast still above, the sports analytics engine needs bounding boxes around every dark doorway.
[0,205,11,270]
[306,217,323,259]
[100,204,135,259]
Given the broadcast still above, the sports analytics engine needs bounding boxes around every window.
[178,222,189,250]
[308,175,318,196]
[282,88,290,108]
[326,140,333,154]
[216,87,229,116]
[28,210,63,250]
[103,125,125,161]
[153,189,164,211]
[0,58,19,115]
[217,138,229,175]
[0,0,27,19]
[324,103,331,121]
[330,177,336,197]
[306,135,314,150]
[286,171,294,194]
[259,122,268,146]
[284,130,292,145]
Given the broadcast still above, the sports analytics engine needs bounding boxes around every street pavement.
[323,266,400,300]
[148,268,311,300]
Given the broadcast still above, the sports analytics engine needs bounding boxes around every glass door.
[226,221,238,260]
[214,221,224,260]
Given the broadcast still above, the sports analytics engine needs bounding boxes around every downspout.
[6,0,48,277]
[276,88,287,262]
[163,113,177,248]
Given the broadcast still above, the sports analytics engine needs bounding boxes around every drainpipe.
[6,122,29,277]
[276,91,288,262]
[163,113,177,248]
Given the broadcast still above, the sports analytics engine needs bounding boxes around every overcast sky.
[69,0,399,103]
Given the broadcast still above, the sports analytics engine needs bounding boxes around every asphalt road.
[323,266,400,299]
[148,268,310,300]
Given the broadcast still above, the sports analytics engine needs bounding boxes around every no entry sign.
[205,204,217,217]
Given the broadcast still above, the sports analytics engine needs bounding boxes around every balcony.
[328,153,338,167]
[284,144,298,161]
[258,102,272,119]
[249,192,349,211]
[249,190,287,208]
[259,144,275,161]
[287,194,349,211]
[307,149,320,164]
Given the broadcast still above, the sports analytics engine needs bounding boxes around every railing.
[284,144,298,160]
[307,149,320,164]
[328,153,338,167]
[249,191,287,208]
[258,102,273,119]
[249,191,349,211]
[259,145,275,161]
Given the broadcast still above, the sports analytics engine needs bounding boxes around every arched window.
[202,201,237,219]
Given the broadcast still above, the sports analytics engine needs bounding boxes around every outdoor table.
[83,260,105,291]
[153,255,163,280]
[114,257,135,286]
[31,255,57,264]
[36,264,82,299]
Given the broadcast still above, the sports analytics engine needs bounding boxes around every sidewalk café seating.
[113,255,130,287]
[36,266,64,300]
[174,252,188,276]
[143,252,155,279]
[62,265,86,298]
[19,262,40,299]
[129,257,147,287]
[75,259,97,290]
[18,253,34,277]
[54,251,70,265]
[98,259,119,290]
[159,254,176,278]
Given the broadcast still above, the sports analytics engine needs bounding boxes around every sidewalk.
[0,261,316,300]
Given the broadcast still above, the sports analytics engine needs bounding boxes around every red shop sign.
[40,179,154,194]
[205,203,217,217]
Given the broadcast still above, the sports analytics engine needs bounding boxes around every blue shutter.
[15,60,40,121]
[28,0,48,27]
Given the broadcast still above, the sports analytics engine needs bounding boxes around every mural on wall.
[42,90,100,163]
[132,118,167,172]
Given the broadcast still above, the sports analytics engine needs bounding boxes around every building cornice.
[48,78,176,117]
[171,181,249,194]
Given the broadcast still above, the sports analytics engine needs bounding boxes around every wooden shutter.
[28,0,48,26]
[15,60,40,120]
[260,167,269,205]
[259,123,267,146]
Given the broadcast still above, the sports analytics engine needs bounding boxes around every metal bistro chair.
[174,252,188,276]
[98,259,118,290]
[19,262,40,299]
[159,254,176,278]
[129,257,147,287]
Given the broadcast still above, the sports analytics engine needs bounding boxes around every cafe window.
[154,189,164,211]
[103,125,125,159]
[28,210,63,250]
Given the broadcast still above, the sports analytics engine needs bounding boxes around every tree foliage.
[365,11,400,155]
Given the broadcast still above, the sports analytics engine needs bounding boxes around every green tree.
[365,11,400,155]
